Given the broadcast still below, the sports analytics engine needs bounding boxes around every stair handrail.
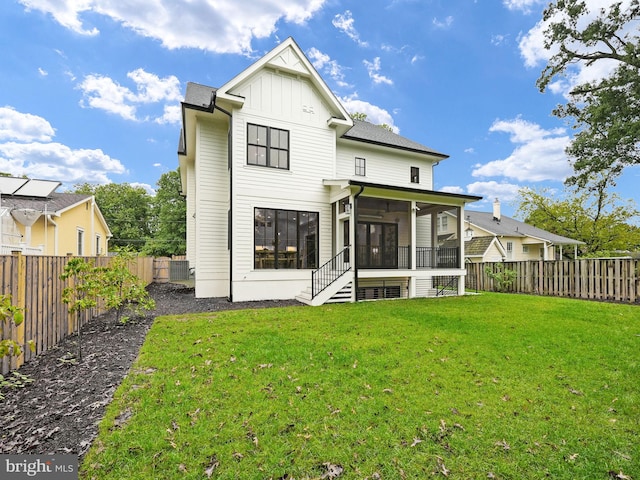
[312,246,351,298]
[437,276,458,296]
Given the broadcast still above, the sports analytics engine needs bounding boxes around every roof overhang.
[324,179,482,205]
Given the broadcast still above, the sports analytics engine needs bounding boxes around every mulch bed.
[0,283,301,458]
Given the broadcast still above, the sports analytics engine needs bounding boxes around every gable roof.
[1,192,91,214]
[466,211,584,245]
[465,235,508,258]
[341,120,449,159]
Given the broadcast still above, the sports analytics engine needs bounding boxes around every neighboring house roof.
[466,211,584,245]
[1,192,90,214]
[342,120,449,159]
[1,191,112,238]
[465,236,508,258]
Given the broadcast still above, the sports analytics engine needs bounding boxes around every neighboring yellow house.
[0,177,111,256]
[439,199,584,262]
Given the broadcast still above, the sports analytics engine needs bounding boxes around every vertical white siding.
[194,118,230,298]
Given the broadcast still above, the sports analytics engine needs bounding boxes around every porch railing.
[312,246,351,298]
[359,246,460,269]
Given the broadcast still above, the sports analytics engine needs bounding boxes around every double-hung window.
[355,157,366,176]
[247,123,289,169]
[254,208,318,269]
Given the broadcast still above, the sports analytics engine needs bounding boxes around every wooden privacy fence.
[1,252,154,374]
[466,258,640,304]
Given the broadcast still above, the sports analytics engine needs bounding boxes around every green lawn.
[81,294,639,479]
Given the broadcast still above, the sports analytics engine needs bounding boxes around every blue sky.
[1,0,638,218]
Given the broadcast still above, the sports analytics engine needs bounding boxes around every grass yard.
[82,294,639,479]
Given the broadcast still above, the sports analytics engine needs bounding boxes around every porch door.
[357,222,398,268]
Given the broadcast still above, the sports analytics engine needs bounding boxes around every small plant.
[61,257,102,361]
[0,371,34,399]
[484,264,517,292]
[98,247,155,323]
[0,295,34,359]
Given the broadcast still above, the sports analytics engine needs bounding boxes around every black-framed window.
[254,208,318,269]
[355,157,366,176]
[247,123,289,169]
[411,166,420,184]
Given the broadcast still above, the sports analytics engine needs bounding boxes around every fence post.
[11,251,26,370]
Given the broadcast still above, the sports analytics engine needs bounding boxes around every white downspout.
[46,214,58,255]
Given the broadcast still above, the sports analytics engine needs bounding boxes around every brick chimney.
[493,198,501,222]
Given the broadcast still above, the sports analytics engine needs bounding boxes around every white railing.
[1,244,44,255]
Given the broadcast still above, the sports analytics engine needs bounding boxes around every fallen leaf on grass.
[433,456,450,477]
[609,471,632,480]
[320,463,344,479]
[495,439,511,451]
[410,437,422,447]
[204,455,220,478]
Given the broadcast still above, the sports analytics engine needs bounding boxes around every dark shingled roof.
[467,211,584,245]
[341,119,448,158]
[183,82,217,110]
[465,236,497,256]
[181,83,448,159]
[1,192,91,214]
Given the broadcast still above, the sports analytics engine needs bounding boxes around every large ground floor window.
[254,208,318,269]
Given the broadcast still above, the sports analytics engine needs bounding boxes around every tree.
[74,183,153,251]
[143,169,186,257]
[349,112,394,132]
[516,186,640,256]
[536,0,640,188]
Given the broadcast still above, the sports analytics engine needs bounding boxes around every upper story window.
[355,157,366,176]
[77,229,84,256]
[411,166,420,184]
[247,123,289,169]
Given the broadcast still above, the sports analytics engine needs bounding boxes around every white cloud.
[307,47,351,88]
[0,106,125,184]
[0,107,55,142]
[332,10,368,47]
[466,181,522,202]
[18,0,327,54]
[340,94,398,133]
[432,16,454,29]
[472,117,572,182]
[77,68,181,123]
[502,0,545,14]
[38,67,48,76]
[364,57,393,86]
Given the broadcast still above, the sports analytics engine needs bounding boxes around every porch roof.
[324,179,482,204]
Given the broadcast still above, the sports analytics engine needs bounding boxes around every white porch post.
[409,201,418,298]
[458,206,466,295]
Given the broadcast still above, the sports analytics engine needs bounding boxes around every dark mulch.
[0,282,301,458]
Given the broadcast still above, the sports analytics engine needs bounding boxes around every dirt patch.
[0,282,301,457]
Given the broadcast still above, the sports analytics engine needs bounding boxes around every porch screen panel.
[254,208,318,269]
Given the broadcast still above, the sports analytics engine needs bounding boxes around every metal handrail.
[312,246,351,298]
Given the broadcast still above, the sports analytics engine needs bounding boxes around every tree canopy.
[516,186,640,256]
[74,182,152,251]
[143,169,186,257]
[537,0,640,188]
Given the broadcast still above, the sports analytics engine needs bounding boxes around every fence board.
[0,254,156,374]
[466,259,640,305]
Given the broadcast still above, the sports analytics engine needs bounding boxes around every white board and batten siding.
[225,68,340,301]
[194,119,230,298]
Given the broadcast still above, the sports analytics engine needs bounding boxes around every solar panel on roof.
[11,179,60,198]
[0,177,29,194]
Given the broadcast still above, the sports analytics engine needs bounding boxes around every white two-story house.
[178,37,481,305]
